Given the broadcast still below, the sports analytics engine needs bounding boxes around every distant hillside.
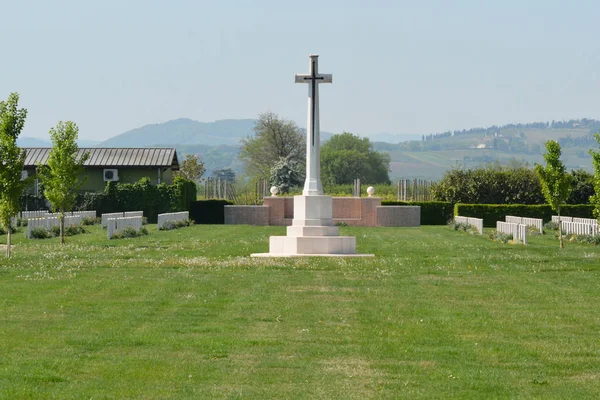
[99,118,258,147]
[17,137,100,147]
[97,117,367,148]
[375,118,600,180]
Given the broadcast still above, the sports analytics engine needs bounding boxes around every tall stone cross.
[295,54,332,196]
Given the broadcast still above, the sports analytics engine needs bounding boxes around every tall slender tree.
[38,121,89,244]
[0,93,29,257]
[589,134,600,222]
[535,140,571,248]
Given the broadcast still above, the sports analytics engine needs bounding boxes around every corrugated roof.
[23,148,179,170]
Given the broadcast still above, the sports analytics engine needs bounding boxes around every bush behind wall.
[75,177,197,223]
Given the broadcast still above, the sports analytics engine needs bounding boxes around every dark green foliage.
[81,217,99,226]
[567,169,595,204]
[454,203,594,227]
[20,195,46,211]
[321,132,391,185]
[110,226,148,239]
[589,134,600,220]
[382,201,454,225]
[74,177,196,223]
[189,200,233,224]
[29,227,54,239]
[432,166,544,204]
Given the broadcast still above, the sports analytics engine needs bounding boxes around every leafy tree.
[239,112,304,179]
[212,168,236,183]
[269,156,304,194]
[320,132,390,185]
[38,121,90,245]
[567,169,594,204]
[175,153,205,182]
[589,134,600,221]
[535,140,571,248]
[0,93,29,257]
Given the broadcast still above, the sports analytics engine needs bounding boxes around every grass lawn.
[1,224,599,399]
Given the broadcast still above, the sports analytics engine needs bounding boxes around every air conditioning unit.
[103,169,119,182]
[21,170,28,181]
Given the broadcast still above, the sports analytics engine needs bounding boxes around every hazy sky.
[2,0,599,141]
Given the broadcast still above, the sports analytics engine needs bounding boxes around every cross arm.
[294,74,333,83]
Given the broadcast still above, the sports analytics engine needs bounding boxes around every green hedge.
[189,200,233,224]
[454,203,595,227]
[75,177,197,223]
[382,201,454,225]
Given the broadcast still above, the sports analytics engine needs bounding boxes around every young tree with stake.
[38,121,90,245]
[535,140,571,248]
[0,93,29,257]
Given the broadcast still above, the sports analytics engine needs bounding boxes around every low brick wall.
[224,205,269,225]
[377,206,421,227]
[224,198,420,227]
[263,197,293,226]
[333,197,380,226]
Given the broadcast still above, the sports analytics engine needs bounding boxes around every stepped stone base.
[251,194,374,258]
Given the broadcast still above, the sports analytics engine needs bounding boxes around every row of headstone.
[551,216,598,226]
[107,216,144,239]
[26,215,82,239]
[157,211,189,230]
[454,216,483,234]
[101,211,144,228]
[496,221,527,245]
[505,215,543,234]
[20,210,49,219]
[561,221,599,236]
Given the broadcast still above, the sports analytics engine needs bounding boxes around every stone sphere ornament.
[367,186,375,197]
[270,186,279,196]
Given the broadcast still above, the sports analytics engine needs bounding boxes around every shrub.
[432,166,545,204]
[448,221,477,234]
[159,219,192,231]
[189,200,233,224]
[75,177,197,223]
[568,234,600,245]
[488,230,513,243]
[110,226,149,239]
[64,225,86,236]
[30,227,54,239]
[382,201,454,225]
[544,221,559,231]
[81,217,99,226]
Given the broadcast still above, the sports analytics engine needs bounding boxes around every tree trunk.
[558,207,564,249]
[6,226,11,258]
[60,213,65,245]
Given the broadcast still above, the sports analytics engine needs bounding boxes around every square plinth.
[268,235,356,255]
[292,195,334,227]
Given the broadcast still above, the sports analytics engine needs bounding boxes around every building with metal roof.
[23,148,180,192]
